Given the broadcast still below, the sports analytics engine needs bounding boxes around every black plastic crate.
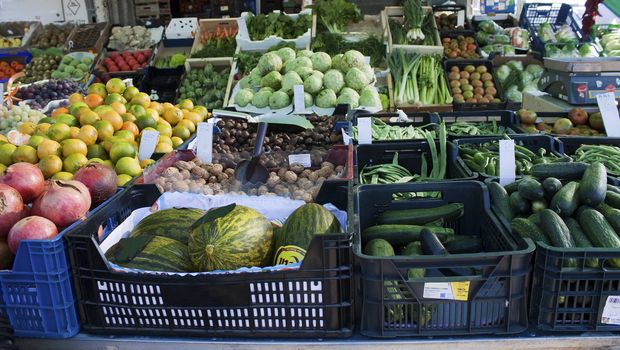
[354,181,534,337]
[432,4,470,31]
[65,184,353,338]
[444,59,507,111]
[440,31,482,59]
[355,140,475,184]
[438,110,520,139]
[139,66,183,103]
[519,3,585,56]
[348,111,441,144]
[453,134,565,181]
[556,137,620,185]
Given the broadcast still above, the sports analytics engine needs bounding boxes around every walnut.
[308,171,319,182]
[317,166,333,178]
[193,158,204,167]
[174,161,193,171]
[155,184,165,193]
[195,178,206,186]
[258,185,269,195]
[202,186,214,195]
[189,182,202,193]
[162,167,179,178]
[300,169,312,178]
[154,177,166,187]
[172,181,189,192]
[266,175,280,188]
[217,172,229,182]
[248,188,258,195]
[283,171,297,183]
[163,183,174,192]
[277,168,288,178]
[301,193,313,203]
[300,179,314,190]
[211,163,224,174]
[191,167,207,178]
[321,161,335,169]
[208,175,217,183]
[290,163,305,174]
[225,168,235,177]
[335,165,345,174]
[179,169,190,180]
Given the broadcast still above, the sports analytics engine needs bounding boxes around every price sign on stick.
[596,92,620,137]
[357,117,372,144]
[293,85,305,113]
[499,139,516,186]
[138,130,159,161]
[195,121,214,164]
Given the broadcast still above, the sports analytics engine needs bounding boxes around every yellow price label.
[450,281,470,301]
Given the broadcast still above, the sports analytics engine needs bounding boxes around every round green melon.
[273,203,341,265]
[188,205,273,272]
[130,208,206,244]
[107,235,191,272]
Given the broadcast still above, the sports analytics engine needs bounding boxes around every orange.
[184,111,203,126]
[100,110,123,131]
[93,105,114,116]
[163,108,183,126]
[135,115,156,130]
[149,101,164,115]
[28,135,47,148]
[47,123,71,142]
[122,113,136,123]
[158,135,173,146]
[68,93,84,104]
[109,101,126,115]
[114,157,142,177]
[123,86,139,101]
[130,92,151,108]
[87,83,108,99]
[102,136,127,153]
[171,136,184,148]
[61,138,88,157]
[104,93,125,105]
[155,142,173,153]
[37,139,62,158]
[79,109,100,126]
[87,144,107,160]
[172,125,190,140]
[145,108,160,122]
[157,119,171,128]
[38,155,63,178]
[63,153,88,173]
[110,142,137,163]
[52,171,73,180]
[55,113,79,127]
[177,119,196,133]
[84,93,104,109]
[128,104,146,118]
[179,99,194,110]
[121,121,140,137]
[114,130,135,143]
[93,120,114,142]
[78,125,98,145]
[69,126,80,138]
[192,106,208,118]
[12,145,38,164]
[51,107,69,118]
[69,102,89,116]
[18,122,36,135]
[105,78,126,94]
[155,123,172,137]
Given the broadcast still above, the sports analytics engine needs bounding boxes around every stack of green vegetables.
[246,12,312,40]
[459,138,567,177]
[448,121,507,136]
[352,118,437,141]
[310,0,362,34]
[572,144,620,177]
[389,0,437,46]
[388,49,452,106]
[496,60,544,103]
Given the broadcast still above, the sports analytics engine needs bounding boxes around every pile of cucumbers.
[489,161,620,268]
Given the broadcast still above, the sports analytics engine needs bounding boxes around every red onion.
[7,216,58,254]
[0,163,45,203]
[32,180,91,227]
[0,184,24,238]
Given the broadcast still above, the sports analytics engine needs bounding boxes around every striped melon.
[130,208,205,244]
[273,203,341,265]
[188,205,273,272]
[106,235,191,272]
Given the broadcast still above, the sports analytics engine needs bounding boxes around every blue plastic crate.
[519,3,585,55]
[0,51,31,83]
[0,189,122,338]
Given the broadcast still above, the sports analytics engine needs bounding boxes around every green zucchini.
[488,181,513,221]
[377,203,465,225]
[577,208,620,268]
[444,236,483,254]
[531,199,548,213]
[596,202,620,233]
[531,162,589,180]
[542,177,563,198]
[509,192,531,214]
[607,184,620,195]
[605,191,620,209]
[504,180,521,194]
[363,239,395,256]
[511,217,550,244]
[578,162,607,206]
[423,218,444,227]
[518,178,545,200]
[539,209,575,248]
[549,181,580,217]
[362,224,454,245]
[564,218,598,268]
[528,212,542,226]
[420,229,448,255]
[402,241,425,279]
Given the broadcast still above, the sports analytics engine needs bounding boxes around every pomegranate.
[0,163,45,203]
[0,184,24,238]
[73,162,117,206]
[568,108,588,126]
[32,180,91,228]
[7,216,58,254]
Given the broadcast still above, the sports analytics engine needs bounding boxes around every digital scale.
[539,57,620,105]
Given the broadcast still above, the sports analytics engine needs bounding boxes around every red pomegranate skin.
[0,183,25,238]
[0,163,45,203]
[31,180,92,227]
[7,216,58,254]
[73,162,117,206]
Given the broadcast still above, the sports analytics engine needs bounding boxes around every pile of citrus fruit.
[0,78,208,185]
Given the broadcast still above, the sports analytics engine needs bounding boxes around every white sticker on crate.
[423,282,470,301]
[596,92,620,138]
[602,296,620,325]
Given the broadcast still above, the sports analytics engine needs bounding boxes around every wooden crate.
[189,18,238,57]
[387,71,453,113]
[183,57,234,106]
[383,6,442,54]
[135,4,160,16]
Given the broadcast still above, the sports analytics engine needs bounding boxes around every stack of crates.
[135,0,160,20]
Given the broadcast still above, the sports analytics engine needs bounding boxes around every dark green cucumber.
[596,202,620,234]
[402,241,425,279]
[531,162,589,180]
[549,181,580,217]
[488,181,514,221]
[509,192,531,214]
[504,180,521,194]
[362,225,454,245]
[531,199,548,213]
[511,218,550,244]
[528,212,542,226]
[607,184,620,195]
[519,178,545,200]
[542,177,563,198]
[605,191,620,209]
[377,203,465,225]
[577,208,620,268]
[423,218,444,227]
[578,162,607,206]
[420,229,448,255]
[444,236,482,254]
[564,218,598,268]
[539,209,575,248]
[363,239,395,256]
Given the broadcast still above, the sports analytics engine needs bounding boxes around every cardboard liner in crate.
[236,10,311,50]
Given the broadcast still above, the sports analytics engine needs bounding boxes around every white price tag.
[596,92,620,137]
[138,130,159,161]
[602,296,620,325]
[288,154,312,168]
[357,117,372,144]
[364,56,371,65]
[423,282,469,301]
[195,121,214,164]
[341,127,351,145]
[293,85,305,113]
[457,11,465,27]
[498,139,516,186]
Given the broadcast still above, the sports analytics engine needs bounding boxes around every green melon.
[188,205,273,272]
[273,203,341,265]
[106,235,191,272]
[130,208,205,244]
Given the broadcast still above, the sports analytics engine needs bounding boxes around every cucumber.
[423,218,444,227]
[504,180,521,194]
[528,212,542,226]
[401,241,425,279]
[549,181,580,217]
[605,191,620,209]
[531,199,548,213]
[607,184,620,195]
[420,229,448,255]
[542,177,563,198]
[518,178,545,200]
[596,202,620,233]
[511,218,550,244]
[564,218,598,268]
[578,162,607,206]
[539,209,575,249]
[509,192,530,214]
[377,203,465,225]
[577,208,620,268]
[362,224,455,245]
[488,181,514,221]
[531,162,589,180]
[363,239,395,256]
[444,236,482,254]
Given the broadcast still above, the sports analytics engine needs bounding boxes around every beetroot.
[0,184,24,238]
[7,216,58,254]
[73,162,118,206]
[0,163,45,203]
[32,180,91,228]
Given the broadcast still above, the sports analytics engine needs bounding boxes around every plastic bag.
[525,64,544,79]
[504,85,522,103]
[505,27,529,49]
[490,34,510,44]
[478,20,504,34]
